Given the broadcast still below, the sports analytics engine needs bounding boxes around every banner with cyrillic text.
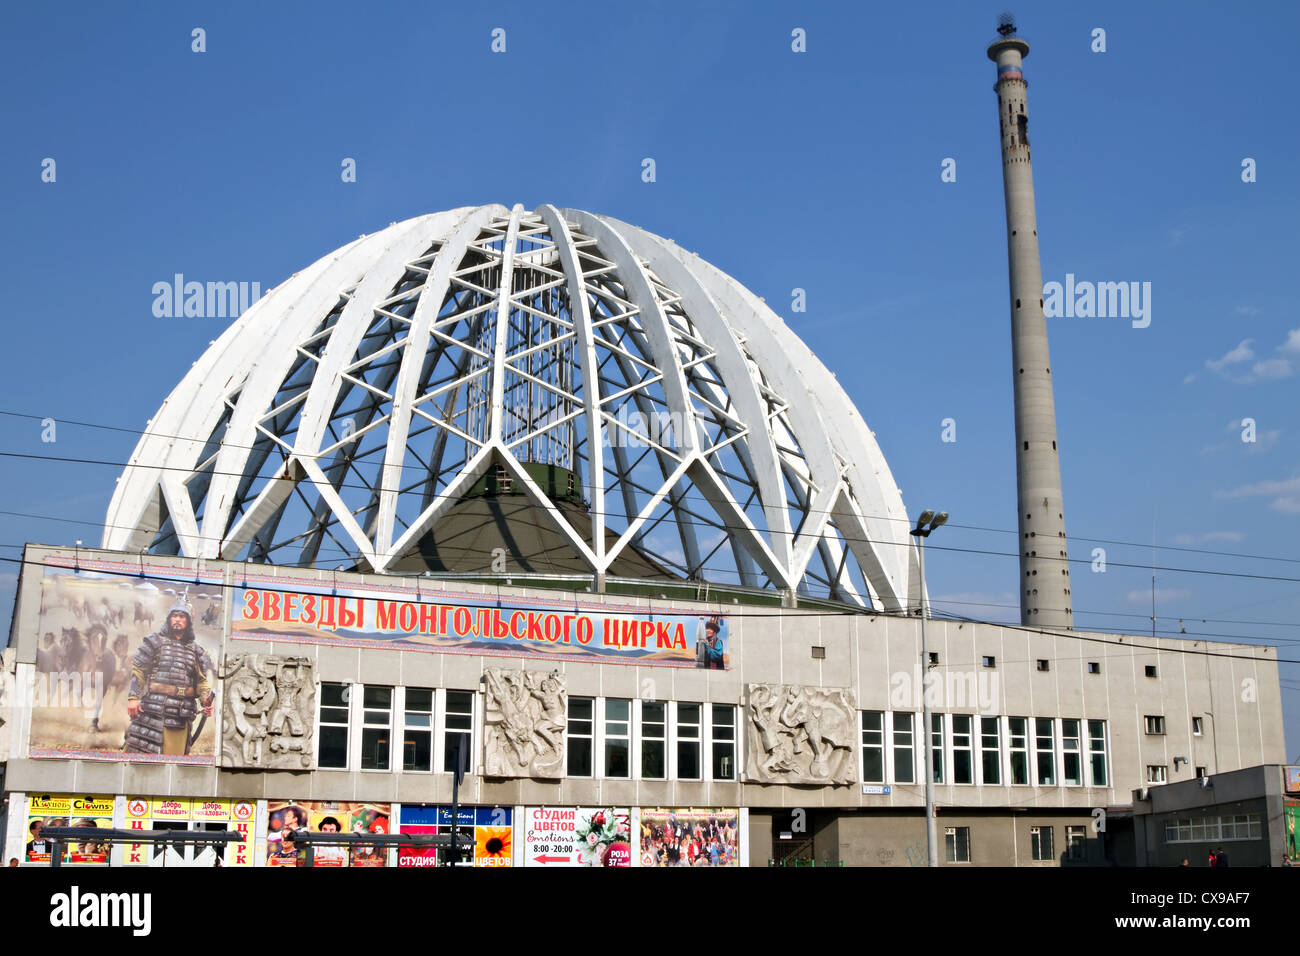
[231,580,730,669]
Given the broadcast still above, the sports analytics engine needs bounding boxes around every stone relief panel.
[483,668,566,778]
[220,654,315,770]
[745,683,857,785]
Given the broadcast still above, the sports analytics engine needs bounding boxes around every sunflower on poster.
[475,827,512,866]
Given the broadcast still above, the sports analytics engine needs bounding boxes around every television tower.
[988,15,1073,630]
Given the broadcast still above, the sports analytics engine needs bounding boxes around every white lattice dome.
[105,204,912,609]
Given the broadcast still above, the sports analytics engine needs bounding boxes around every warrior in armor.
[124,600,215,755]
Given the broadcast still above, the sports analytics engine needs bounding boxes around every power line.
[0,551,1289,665]
[3,406,1297,567]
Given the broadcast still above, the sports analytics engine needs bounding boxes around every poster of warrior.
[29,563,224,763]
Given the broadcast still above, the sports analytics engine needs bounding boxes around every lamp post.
[911,509,948,867]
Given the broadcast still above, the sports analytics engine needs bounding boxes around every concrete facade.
[1,544,1286,866]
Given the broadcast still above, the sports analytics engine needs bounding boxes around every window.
[1087,720,1108,787]
[711,705,736,780]
[360,685,393,771]
[952,715,974,784]
[945,827,970,863]
[604,699,631,778]
[1192,716,1204,736]
[1009,717,1029,785]
[1145,665,1158,678]
[1061,719,1082,786]
[862,711,885,783]
[1087,662,1100,674]
[1144,715,1166,735]
[892,712,915,784]
[676,702,701,780]
[567,697,594,776]
[1147,764,1168,784]
[641,701,667,778]
[980,717,1001,785]
[1066,825,1086,860]
[1035,718,1056,785]
[1196,766,1207,779]
[402,687,434,772]
[1036,659,1049,672]
[810,645,826,660]
[1164,815,1261,843]
[931,713,945,784]
[1030,826,1054,861]
[319,682,350,769]
[443,690,474,774]
[928,652,940,666]
[982,655,996,668]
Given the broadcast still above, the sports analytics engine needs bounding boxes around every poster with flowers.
[523,807,630,866]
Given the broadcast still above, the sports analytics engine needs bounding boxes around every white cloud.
[1172,531,1245,545]
[1219,475,1300,499]
[1280,328,1300,354]
[1248,358,1295,381]
[1206,339,1255,371]
[1235,305,1261,316]
[1272,497,1300,515]
[1126,588,1191,604]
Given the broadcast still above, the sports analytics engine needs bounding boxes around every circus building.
[0,202,1285,868]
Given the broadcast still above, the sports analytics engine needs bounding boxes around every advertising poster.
[397,806,513,867]
[233,575,729,669]
[640,808,740,867]
[1285,767,1300,794]
[265,800,391,867]
[1287,803,1300,863]
[523,807,632,867]
[26,794,114,864]
[29,560,224,764]
[123,797,255,867]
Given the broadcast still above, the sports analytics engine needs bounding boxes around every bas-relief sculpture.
[746,683,857,785]
[483,668,566,779]
[220,654,316,769]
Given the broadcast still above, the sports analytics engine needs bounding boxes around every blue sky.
[1,1,1298,754]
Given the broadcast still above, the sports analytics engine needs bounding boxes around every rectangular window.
[1036,659,1049,672]
[1147,764,1168,784]
[1196,766,1207,779]
[402,687,434,772]
[1087,662,1100,674]
[1062,719,1082,786]
[319,682,350,769]
[1009,717,1029,785]
[1066,825,1086,860]
[1144,715,1166,735]
[443,689,474,774]
[980,716,1001,785]
[952,715,973,784]
[1192,716,1204,736]
[567,697,594,776]
[892,712,915,784]
[360,685,392,771]
[931,714,945,784]
[861,711,885,783]
[1030,826,1054,861]
[1145,665,1158,678]
[1035,718,1056,785]
[677,702,701,779]
[981,655,996,668]
[945,826,970,863]
[641,701,667,778]
[1087,720,1108,787]
[711,704,735,780]
[605,699,631,778]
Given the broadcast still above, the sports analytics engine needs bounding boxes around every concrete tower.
[988,16,1073,630]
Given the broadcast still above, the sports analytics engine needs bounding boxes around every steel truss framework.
[104,204,912,610]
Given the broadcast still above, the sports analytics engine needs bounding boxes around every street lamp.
[910,510,948,867]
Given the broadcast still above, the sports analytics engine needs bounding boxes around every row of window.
[317,686,1117,789]
[862,713,1110,788]
[945,825,1089,864]
[1164,815,1261,843]
[318,685,737,781]
[1144,715,1206,736]
[930,655,1152,677]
